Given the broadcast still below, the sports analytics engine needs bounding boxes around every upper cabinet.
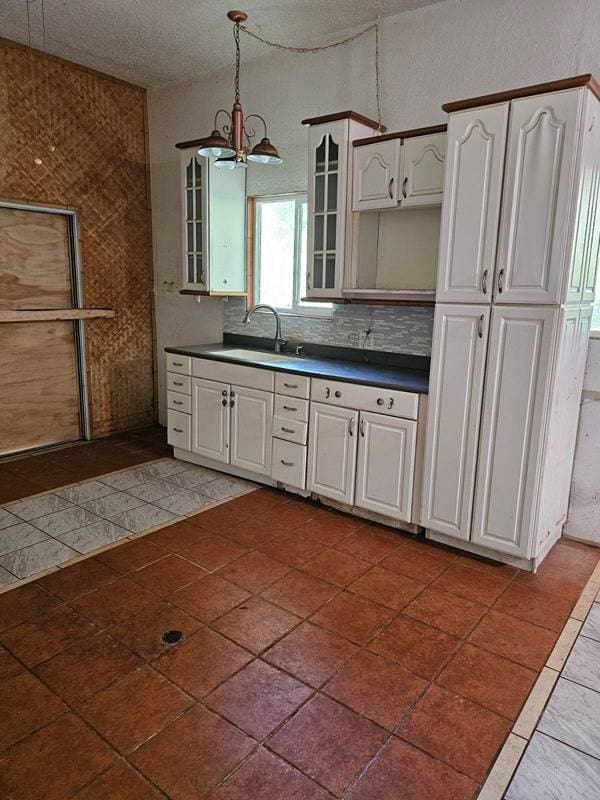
[353,131,446,212]
[436,104,509,304]
[437,86,597,306]
[179,147,246,295]
[303,112,383,299]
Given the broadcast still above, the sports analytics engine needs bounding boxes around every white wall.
[148,0,600,420]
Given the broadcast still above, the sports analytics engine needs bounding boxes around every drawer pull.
[173,400,183,405]
[348,418,355,437]
[173,381,184,387]
[230,400,235,408]
[387,398,394,409]
[284,382,298,389]
[334,390,341,398]
[281,426,295,434]
[377,397,384,406]
[283,405,297,412]
[325,387,331,398]
[173,427,183,433]
[360,418,366,437]
[173,361,183,367]
[222,399,227,407]
[281,459,295,467]
[222,390,228,396]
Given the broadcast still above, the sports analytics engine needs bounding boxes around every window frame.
[253,193,333,318]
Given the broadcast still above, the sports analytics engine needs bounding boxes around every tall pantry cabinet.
[422,76,600,568]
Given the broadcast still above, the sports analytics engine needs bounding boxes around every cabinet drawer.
[167,410,191,451]
[192,358,274,392]
[310,378,418,420]
[273,416,308,445]
[275,372,310,399]
[274,394,309,422]
[272,439,307,489]
[167,391,191,414]
[166,353,192,375]
[167,373,191,395]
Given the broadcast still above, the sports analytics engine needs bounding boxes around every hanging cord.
[25,0,42,164]
[240,20,383,131]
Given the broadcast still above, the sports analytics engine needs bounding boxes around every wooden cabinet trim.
[301,110,385,130]
[352,123,447,148]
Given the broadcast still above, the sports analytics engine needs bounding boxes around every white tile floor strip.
[505,582,600,799]
[0,458,252,585]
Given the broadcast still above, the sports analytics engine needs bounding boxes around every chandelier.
[197,10,282,169]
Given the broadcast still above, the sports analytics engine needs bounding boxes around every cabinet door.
[496,90,583,303]
[191,378,229,463]
[355,412,417,521]
[472,306,558,557]
[181,149,207,291]
[207,165,247,294]
[421,305,489,540]
[436,104,509,303]
[400,133,446,208]
[353,139,400,211]
[307,121,348,297]
[230,386,273,476]
[307,402,358,504]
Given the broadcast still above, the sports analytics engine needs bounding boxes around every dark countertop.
[165,343,430,394]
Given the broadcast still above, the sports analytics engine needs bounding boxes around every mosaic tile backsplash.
[223,298,434,357]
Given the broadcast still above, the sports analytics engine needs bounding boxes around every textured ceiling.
[0,0,444,87]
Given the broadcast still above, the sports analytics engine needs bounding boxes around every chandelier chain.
[240,21,382,127]
[233,20,241,104]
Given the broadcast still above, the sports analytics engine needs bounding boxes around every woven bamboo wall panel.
[0,39,155,436]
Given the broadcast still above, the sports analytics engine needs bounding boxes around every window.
[254,194,332,314]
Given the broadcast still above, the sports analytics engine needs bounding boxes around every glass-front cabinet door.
[307,121,348,298]
[182,150,207,290]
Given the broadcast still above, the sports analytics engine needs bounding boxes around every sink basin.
[206,348,292,363]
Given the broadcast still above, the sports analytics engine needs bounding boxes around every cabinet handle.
[388,177,394,199]
[402,177,408,199]
[307,273,312,291]
[173,381,183,387]
[173,361,183,367]
[497,268,504,294]
[478,314,484,339]
[376,397,384,406]
[222,399,227,406]
[173,427,183,433]
[230,390,235,398]
[229,400,235,408]
[387,397,394,409]
[325,387,331,398]
[283,405,297,412]
[281,426,295,434]
[334,390,341,398]
[482,269,488,295]
[222,390,228,396]
[281,459,295,467]
[360,418,366,437]
[348,418,355,436]
[284,382,298,389]
[173,400,183,405]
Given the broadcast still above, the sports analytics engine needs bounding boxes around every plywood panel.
[0,321,80,455]
[0,208,72,309]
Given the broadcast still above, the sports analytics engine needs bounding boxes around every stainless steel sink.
[205,348,293,363]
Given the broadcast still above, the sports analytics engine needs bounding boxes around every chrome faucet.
[242,304,287,353]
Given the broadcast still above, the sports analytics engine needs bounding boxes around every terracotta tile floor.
[0,441,599,798]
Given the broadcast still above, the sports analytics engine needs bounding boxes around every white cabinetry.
[178,146,246,295]
[421,305,489,541]
[307,403,358,504]
[353,139,400,211]
[303,112,381,298]
[436,104,509,303]
[401,133,446,207]
[191,377,229,463]
[230,386,273,476]
[355,412,416,521]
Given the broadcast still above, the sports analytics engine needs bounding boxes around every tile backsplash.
[223,298,434,356]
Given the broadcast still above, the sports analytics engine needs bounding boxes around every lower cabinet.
[230,385,273,476]
[191,377,272,476]
[307,402,416,522]
[307,403,358,505]
[355,411,416,521]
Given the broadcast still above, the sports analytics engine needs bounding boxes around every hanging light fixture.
[196,10,282,169]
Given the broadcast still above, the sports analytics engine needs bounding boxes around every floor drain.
[161,630,183,645]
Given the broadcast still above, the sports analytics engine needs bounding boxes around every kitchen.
[1,1,600,798]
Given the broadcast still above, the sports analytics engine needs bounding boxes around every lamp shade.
[247,137,282,164]
[214,155,247,170]
[197,130,235,158]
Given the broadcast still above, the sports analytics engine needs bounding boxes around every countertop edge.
[165,345,430,394]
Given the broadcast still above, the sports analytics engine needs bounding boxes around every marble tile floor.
[0,458,252,586]
[505,582,600,800]
[0,483,598,799]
